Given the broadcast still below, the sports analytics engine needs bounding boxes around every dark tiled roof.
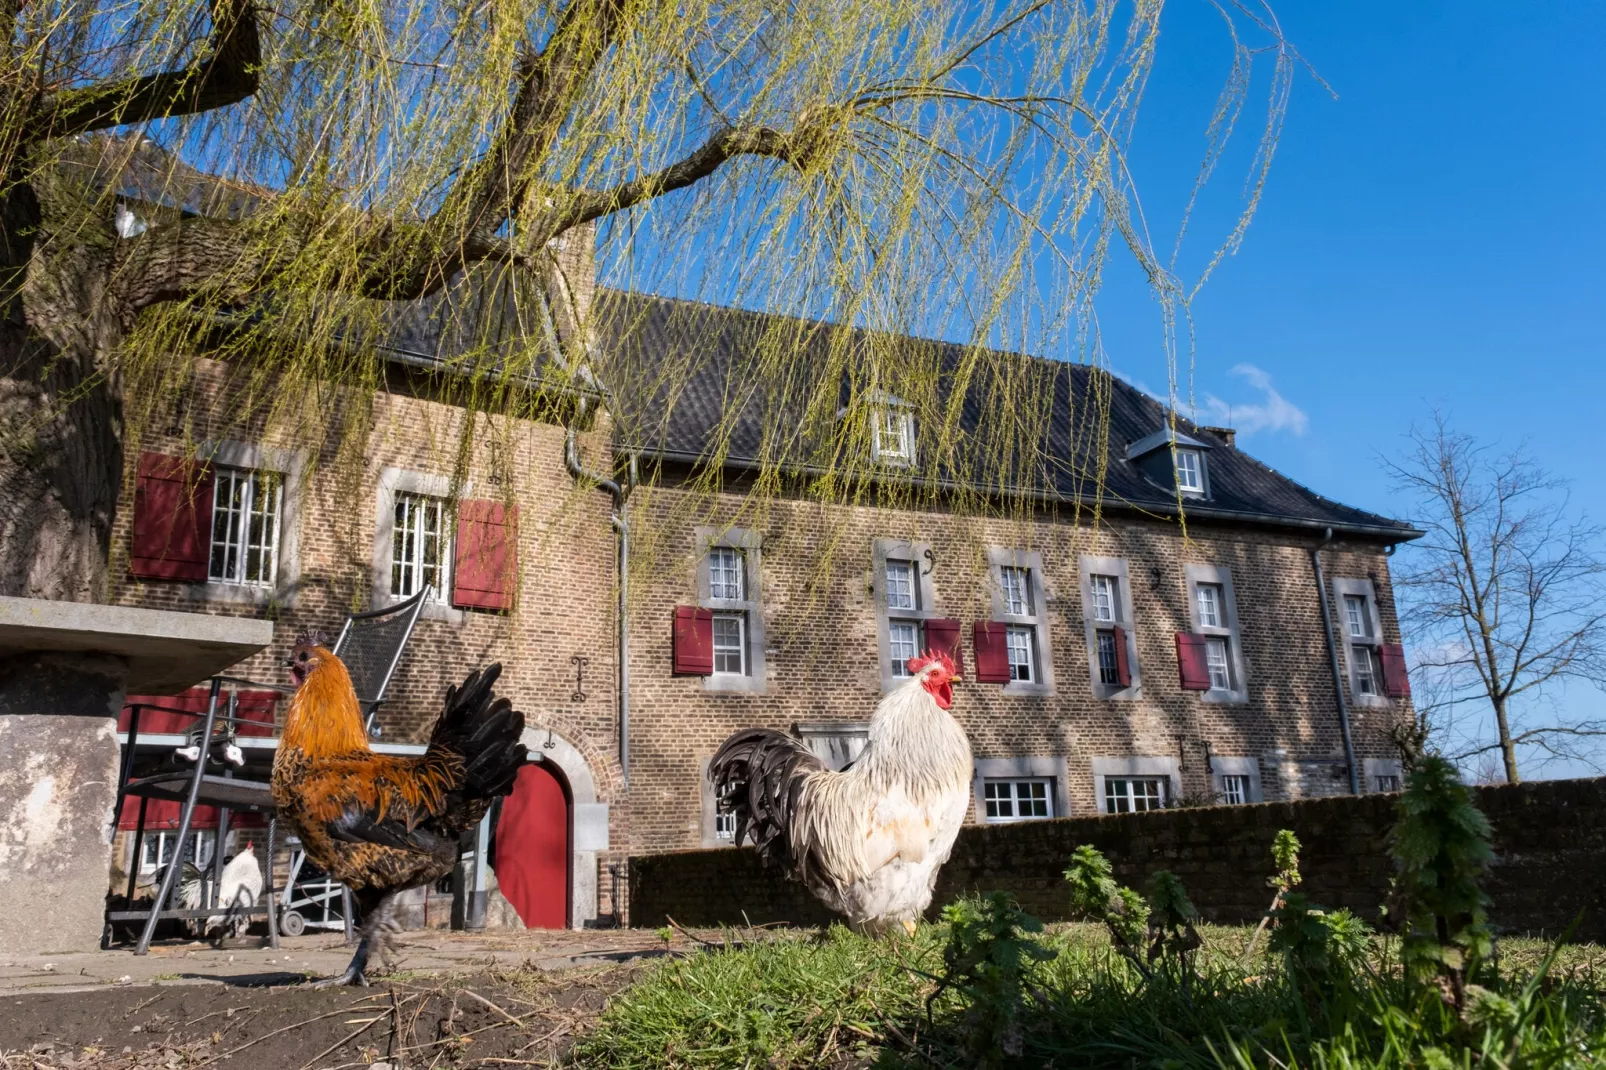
[595,289,1419,541]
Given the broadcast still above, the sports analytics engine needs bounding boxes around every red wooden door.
[492,762,570,929]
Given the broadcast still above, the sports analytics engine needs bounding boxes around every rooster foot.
[308,968,369,989]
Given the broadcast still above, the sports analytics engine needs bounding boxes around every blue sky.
[1092,1,1606,777]
[1100,0,1604,524]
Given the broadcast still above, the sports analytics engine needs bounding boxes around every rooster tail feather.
[710,729,826,880]
[430,663,528,800]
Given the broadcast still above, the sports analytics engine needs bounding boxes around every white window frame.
[1004,624,1038,683]
[982,778,1055,823]
[872,405,917,467]
[1174,447,1206,495]
[1103,776,1169,814]
[208,466,283,588]
[973,757,1070,821]
[873,539,939,692]
[708,546,746,601]
[190,440,303,607]
[711,612,748,676]
[1185,564,1249,703]
[698,527,766,694]
[1333,577,1390,709]
[988,547,1055,696]
[1092,756,1182,815]
[1210,755,1263,805]
[133,828,217,877]
[390,490,453,602]
[1078,555,1140,699]
[373,468,465,623]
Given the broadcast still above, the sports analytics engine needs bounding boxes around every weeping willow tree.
[0,0,1299,603]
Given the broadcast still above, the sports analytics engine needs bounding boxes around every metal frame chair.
[109,586,431,954]
[331,586,431,737]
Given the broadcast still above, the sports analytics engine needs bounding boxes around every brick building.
[104,227,1419,930]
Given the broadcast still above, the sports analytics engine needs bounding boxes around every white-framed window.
[989,548,1054,694]
[1104,776,1168,814]
[874,408,916,466]
[983,778,1055,823]
[875,539,940,691]
[1006,624,1037,682]
[1344,594,1373,640]
[1219,774,1252,805]
[1205,637,1233,690]
[1000,566,1033,616]
[709,547,746,601]
[135,828,216,876]
[209,467,282,586]
[1352,644,1379,695]
[885,559,919,611]
[699,529,766,692]
[1095,630,1122,685]
[1334,578,1388,707]
[1089,574,1118,623]
[1374,774,1401,793]
[713,780,738,842]
[1186,564,1248,702]
[712,613,747,676]
[889,619,923,677]
[1175,448,1205,494]
[391,491,451,599]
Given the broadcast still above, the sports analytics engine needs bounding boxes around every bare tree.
[0,0,1299,603]
[1387,412,1606,782]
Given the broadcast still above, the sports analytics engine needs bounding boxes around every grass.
[571,922,1606,1069]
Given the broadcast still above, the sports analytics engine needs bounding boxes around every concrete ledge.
[0,596,274,694]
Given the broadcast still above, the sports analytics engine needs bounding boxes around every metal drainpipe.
[566,399,633,786]
[1312,527,1361,795]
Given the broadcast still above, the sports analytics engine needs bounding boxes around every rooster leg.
[308,890,395,988]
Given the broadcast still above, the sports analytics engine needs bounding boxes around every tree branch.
[25,0,260,142]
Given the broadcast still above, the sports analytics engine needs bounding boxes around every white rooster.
[179,843,264,941]
[710,651,971,934]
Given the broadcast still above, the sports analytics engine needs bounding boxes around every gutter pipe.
[1311,527,1361,795]
[566,397,635,786]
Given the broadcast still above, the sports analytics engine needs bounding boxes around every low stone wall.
[629,776,1606,941]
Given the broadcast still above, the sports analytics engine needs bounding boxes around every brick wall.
[630,776,1606,942]
[623,476,1412,855]
[110,353,634,922]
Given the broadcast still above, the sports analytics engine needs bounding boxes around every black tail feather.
[709,728,827,879]
[431,663,528,799]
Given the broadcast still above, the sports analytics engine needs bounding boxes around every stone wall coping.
[0,595,275,693]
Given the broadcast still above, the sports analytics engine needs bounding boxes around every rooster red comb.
[906,650,958,677]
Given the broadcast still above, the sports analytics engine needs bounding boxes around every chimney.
[1200,425,1236,448]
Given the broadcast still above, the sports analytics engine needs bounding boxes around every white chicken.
[178,844,264,941]
[710,651,972,934]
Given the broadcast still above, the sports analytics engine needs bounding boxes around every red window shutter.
[672,605,714,675]
[129,452,213,581]
[1113,625,1132,687]
[1378,643,1412,698]
[453,500,518,610]
[1175,632,1212,690]
[972,621,1011,683]
[924,618,965,676]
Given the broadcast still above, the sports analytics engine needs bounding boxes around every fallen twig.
[460,987,522,1025]
[295,1011,386,1070]
[188,997,386,1069]
[665,915,738,950]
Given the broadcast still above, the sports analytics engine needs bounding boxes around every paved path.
[0,929,686,995]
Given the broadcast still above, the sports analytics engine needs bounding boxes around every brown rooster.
[710,651,971,935]
[272,633,527,986]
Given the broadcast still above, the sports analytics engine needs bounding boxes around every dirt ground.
[0,962,644,1069]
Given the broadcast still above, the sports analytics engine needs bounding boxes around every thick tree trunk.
[1492,696,1520,784]
[0,176,125,602]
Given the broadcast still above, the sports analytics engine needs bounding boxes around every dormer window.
[873,407,915,466]
[1174,449,1204,494]
[1126,428,1212,498]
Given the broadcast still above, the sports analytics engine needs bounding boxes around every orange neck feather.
[281,650,369,755]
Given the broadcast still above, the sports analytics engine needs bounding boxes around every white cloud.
[1192,363,1309,438]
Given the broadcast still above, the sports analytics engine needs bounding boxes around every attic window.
[1175,449,1205,494]
[873,407,915,466]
